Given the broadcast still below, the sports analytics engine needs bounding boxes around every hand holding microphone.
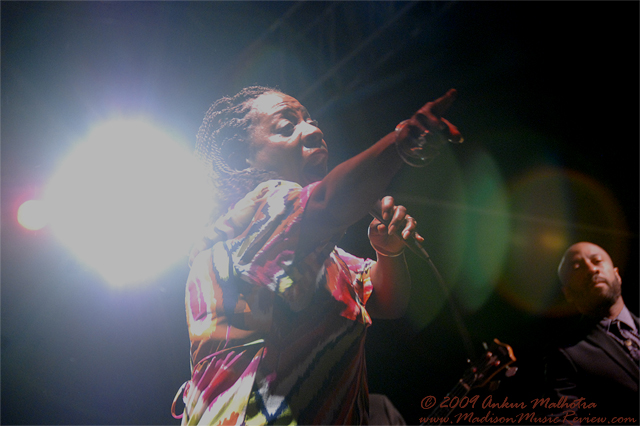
[368,197,430,261]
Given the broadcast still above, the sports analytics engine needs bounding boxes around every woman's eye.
[278,123,294,135]
[307,119,319,127]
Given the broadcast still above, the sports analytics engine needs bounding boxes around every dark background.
[2,2,638,424]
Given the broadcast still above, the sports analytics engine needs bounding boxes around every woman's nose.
[301,122,324,148]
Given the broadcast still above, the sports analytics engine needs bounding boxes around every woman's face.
[245,92,328,187]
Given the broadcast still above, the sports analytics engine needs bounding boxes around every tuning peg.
[505,366,518,377]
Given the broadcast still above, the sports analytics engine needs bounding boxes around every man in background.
[545,242,638,423]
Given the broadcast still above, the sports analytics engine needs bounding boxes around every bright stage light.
[17,199,49,231]
[44,118,212,286]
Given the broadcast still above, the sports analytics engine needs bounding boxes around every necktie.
[611,320,640,362]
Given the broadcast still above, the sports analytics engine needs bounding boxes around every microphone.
[369,199,431,262]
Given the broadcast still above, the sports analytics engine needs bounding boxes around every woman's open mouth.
[302,150,328,183]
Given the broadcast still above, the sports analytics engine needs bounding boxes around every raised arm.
[298,89,462,257]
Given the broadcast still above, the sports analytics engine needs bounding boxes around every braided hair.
[195,86,284,224]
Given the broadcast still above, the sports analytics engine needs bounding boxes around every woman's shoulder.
[238,179,304,210]
[234,179,321,224]
[251,178,308,193]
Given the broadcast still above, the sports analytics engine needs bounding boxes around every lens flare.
[44,118,212,286]
[456,149,509,312]
[498,167,629,316]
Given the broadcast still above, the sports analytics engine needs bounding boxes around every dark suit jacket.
[545,312,639,424]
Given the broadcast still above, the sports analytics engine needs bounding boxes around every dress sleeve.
[333,247,375,308]
[226,180,341,311]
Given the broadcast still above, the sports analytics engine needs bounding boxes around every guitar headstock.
[461,338,517,390]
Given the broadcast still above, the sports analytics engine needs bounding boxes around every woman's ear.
[226,149,249,170]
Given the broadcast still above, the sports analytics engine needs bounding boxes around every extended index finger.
[428,88,457,118]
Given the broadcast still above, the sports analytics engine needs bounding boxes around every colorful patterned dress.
[173,180,375,425]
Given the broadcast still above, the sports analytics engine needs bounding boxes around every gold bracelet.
[373,247,405,258]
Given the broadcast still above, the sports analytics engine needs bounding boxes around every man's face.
[559,242,622,316]
[244,92,328,187]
